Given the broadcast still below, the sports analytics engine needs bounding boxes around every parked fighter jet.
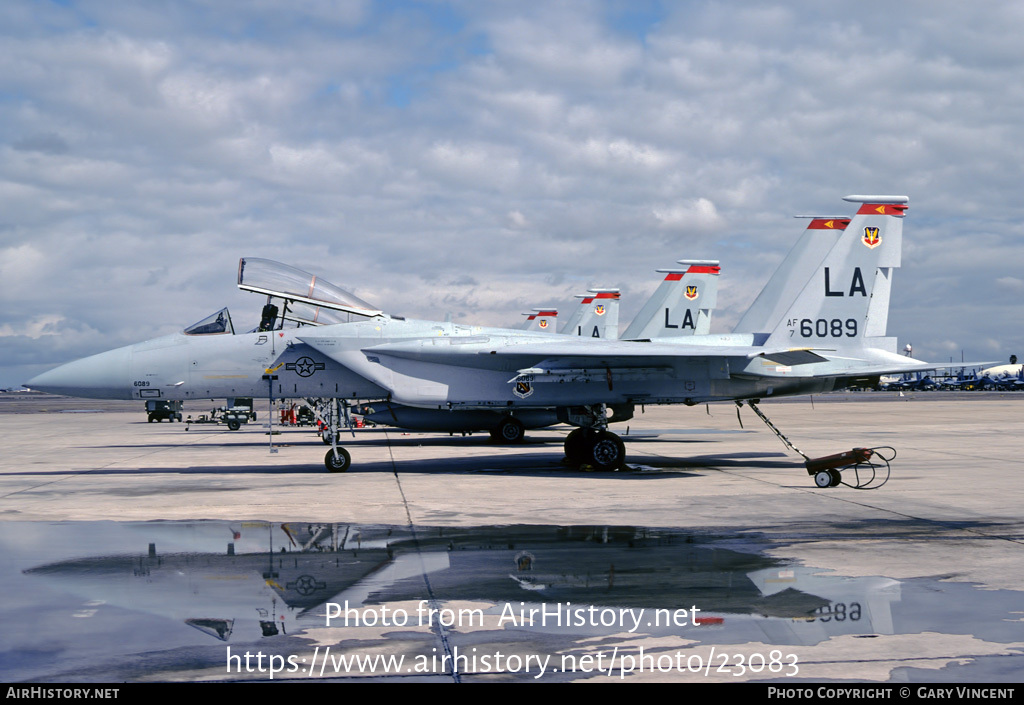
[28,195,932,485]
[366,288,620,439]
[362,268,711,438]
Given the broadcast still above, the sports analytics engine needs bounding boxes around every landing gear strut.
[323,398,352,473]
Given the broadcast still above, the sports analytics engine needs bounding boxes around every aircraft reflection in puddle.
[24,522,899,649]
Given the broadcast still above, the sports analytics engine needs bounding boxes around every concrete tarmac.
[1,392,1022,683]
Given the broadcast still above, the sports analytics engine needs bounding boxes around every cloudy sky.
[3,0,1023,387]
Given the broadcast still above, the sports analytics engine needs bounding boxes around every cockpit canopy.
[184,260,384,336]
[237,257,385,329]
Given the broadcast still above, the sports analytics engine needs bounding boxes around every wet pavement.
[1,395,1023,682]
[3,521,1023,682]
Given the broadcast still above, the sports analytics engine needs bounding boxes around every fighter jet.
[28,195,933,485]
[366,288,621,439]
[362,269,712,439]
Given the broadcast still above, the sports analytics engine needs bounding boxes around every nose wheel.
[325,448,351,472]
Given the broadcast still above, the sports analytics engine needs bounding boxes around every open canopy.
[237,258,384,323]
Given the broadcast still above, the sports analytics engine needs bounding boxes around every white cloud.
[652,198,723,232]
[4,1,1024,383]
[507,210,528,228]
[0,314,65,339]
[996,277,1024,293]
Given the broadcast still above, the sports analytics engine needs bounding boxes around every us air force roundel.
[286,356,325,377]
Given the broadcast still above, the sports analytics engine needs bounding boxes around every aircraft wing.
[358,337,832,373]
[917,360,1001,370]
[798,358,999,379]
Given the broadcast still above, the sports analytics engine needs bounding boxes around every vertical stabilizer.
[765,196,907,349]
[622,260,720,339]
[559,294,589,335]
[734,216,850,334]
[521,308,558,333]
[564,289,621,338]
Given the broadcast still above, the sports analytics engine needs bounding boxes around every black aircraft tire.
[494,416,526,444]
[585,431,626,471]
[564,428,588,464]
[324,448,351,473]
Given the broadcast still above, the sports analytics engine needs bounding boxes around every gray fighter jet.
[28,195,932,483]
[367,287,621,439]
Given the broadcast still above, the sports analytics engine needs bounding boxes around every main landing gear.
[490,416,526,444]
[564,428,627,471]
[562,405,627,471]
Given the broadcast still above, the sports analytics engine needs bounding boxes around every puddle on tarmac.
[2,521,1021,682]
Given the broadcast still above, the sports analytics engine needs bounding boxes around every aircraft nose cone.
[26,346,133,399]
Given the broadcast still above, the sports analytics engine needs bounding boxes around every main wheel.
[814,470,833,488]
[227,419,241,431]
[564,428,588,464]
[584,430,626,471]
[492,416,525,443]
[324,448,351,473]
